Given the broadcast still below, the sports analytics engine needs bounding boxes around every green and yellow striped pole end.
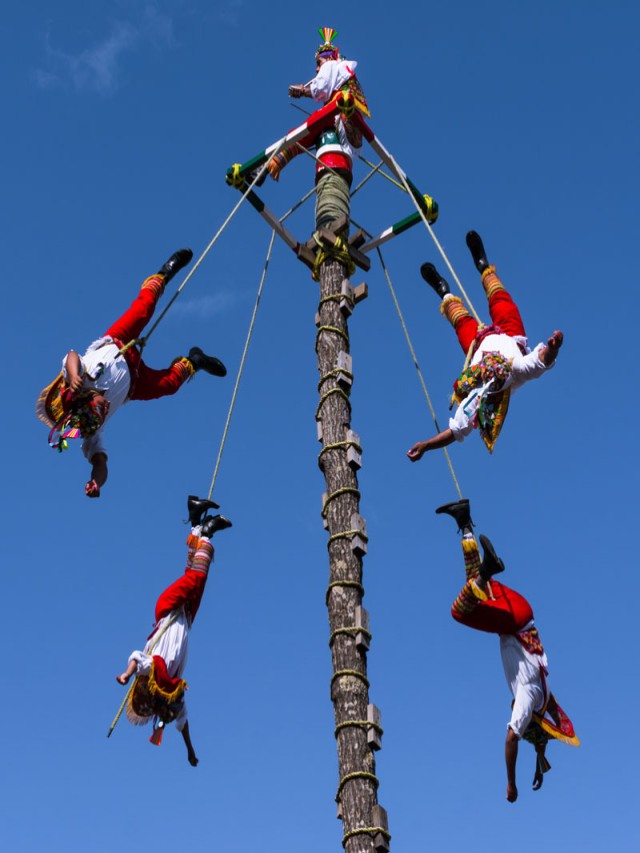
[225,163,246,189]
[422,193,438,224]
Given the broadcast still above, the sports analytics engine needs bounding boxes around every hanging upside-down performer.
[436,497,578,802]
[36,250,227,498]
[407,231,563,460]
[116,496,232,766]
[266,26,369,231]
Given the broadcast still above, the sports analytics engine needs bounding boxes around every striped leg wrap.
[440,294,471,329]
[462,535,481,580]
[480,265,506,300]
[191,539,214,575]
[186,532,200,569]
[452,535,486,616]
[269,144,301,178]
[452,580,480,616]
[140,273,165,299]
[172,357,195,382]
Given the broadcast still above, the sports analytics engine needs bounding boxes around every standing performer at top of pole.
[266,27,369,231]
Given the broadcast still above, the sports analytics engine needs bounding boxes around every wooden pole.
[316,255,387,853]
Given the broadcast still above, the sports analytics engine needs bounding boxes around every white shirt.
[500,628,548,739]
[62,337,131,460]
[129,607,190,731]
[309,58,358,104]
[449,335,553,440]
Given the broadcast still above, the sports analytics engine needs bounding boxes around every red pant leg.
[452,581,533,635]
[454,315,481,354]
[155,569,208,624]
[487,289,526,338]
[442,297,481,354]
[104,279,161,342]
[129,358,191,401]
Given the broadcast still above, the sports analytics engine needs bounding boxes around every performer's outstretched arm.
[64,350,84,393]
[505,728,519,803]
[86,451,108,498]
[407,428,455,461]
[181,721,198,767]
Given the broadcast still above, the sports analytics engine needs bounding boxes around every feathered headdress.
[316,27,339,61]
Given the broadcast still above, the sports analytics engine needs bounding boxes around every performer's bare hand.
[288,84,305,98]
[85,479,101,498]
[407,441,428,462]
[188,752,199,767]
[540,330,564,366]
[68,374,84,394]
[506,782,518,803]
[532,768,544,791]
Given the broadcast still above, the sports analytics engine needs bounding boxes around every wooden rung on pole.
[349,229,366,249]
[315,312,321,328]
[340,279,354,316]
[367,704,382,750]
[336,800,343,820]
[371,805,390,852]
[353,282,368,303]
[296,243,317,270]
[336,351,353,389]
[355,605,370,652]
[350,512,367,556]
[317,420,323,442]
[321,491,329,529]
[346,429,362,470]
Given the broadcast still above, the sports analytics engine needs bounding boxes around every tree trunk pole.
[316,257,385,853]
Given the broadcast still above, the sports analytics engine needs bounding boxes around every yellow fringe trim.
[533,713,581,747]
[148,662,187,705]
[35,372,65,428]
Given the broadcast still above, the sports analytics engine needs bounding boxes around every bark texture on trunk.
[316,258,386,853]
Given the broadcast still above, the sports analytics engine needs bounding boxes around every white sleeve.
[511,343,554,385]
[309,59,356,102]
[508,682,544,739]
[129,650,152,675]
[449,391,480,441]
[309,63,335,102]
[81,427,107,462]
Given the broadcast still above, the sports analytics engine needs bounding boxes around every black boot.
[158,249,193,284]
[478,534,505,583]
[201,514,233,537]
[188,495,220,525]
[420,263,450,299]
[188,347,227,377]
[435,499,473,532]
[466,231,489,274]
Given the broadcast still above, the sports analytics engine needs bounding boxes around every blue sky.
[3,1,639,850]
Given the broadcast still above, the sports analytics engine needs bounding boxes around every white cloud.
[170,291,239,320]
[34,5,175,94]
